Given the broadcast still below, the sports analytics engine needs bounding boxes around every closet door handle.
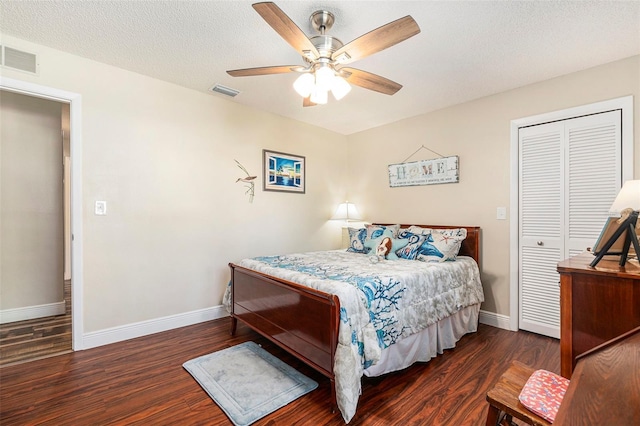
[537,241,544,246]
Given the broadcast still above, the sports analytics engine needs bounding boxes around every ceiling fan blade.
[332,16,420,64]
[253,2,319,60]
[339,67,402,95]
[227,65,299,77]
[303,96,316,107]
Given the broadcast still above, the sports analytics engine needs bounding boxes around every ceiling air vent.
[1,45,38,75]
[210,84,240,98]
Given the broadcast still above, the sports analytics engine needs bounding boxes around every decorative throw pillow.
[416,229,467,262]
[381,237,409,260]
[408,226,467,238]
[396,230,428,260]
[518,369,569,423]
[365,224,400,240]
[407,225,433,235]
[365,231,409,260]
[364,229,394,254]
[346,227,368,254]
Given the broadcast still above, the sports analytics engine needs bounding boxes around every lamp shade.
[331,76,352,100]
[309,86,328,104]
[315,64,335,91]
[331,202,362,221]
[293,73,314,97]
[610,180,640,215]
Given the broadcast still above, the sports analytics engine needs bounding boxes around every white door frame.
[509,96,634,331]
[1,76,85,350]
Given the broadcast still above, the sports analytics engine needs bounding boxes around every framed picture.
[593,216,626,256]
[263,149,305,193]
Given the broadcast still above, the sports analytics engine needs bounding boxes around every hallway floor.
[0,280,71,367]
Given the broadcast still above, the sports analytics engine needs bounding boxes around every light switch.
[497,207,507,220]
[95,200,107,215]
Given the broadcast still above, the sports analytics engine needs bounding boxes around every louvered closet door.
[519,110,622,339]
[565,112,621,257]
[519,122,564,338]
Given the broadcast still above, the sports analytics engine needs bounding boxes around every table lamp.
[332,201,362,249]
[591,180,640,267]
[331,201,362,223]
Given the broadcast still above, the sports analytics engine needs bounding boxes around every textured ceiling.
[1,1,639,135]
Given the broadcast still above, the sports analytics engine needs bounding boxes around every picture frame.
[593,216,626,256]
[263,149,305,193]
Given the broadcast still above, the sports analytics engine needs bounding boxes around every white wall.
[347,55,640,318]
[0,35,349,334]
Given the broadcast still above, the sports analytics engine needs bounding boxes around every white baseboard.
[82,305,229,350]
[479,309,512,331]
[0,301,65,324]
[72,306,512,350]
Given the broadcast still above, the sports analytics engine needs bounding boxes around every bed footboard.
[229,263,340,409]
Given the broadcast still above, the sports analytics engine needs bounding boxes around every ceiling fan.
[226,2,421,106]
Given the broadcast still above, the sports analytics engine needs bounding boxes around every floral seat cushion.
[518,369,570,423]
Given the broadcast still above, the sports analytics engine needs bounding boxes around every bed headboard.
[374,224,481,266]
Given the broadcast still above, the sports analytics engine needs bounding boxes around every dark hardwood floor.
[0,319,559,425]
[0,280,72,367]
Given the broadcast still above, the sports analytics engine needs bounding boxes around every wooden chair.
[485,361,552,426]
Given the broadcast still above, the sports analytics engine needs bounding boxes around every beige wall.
[347,55,640,316]
[0,35,349,332]
[0,91,64,310]
[2,33,637,334]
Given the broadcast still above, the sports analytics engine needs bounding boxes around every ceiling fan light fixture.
[314,64,335,92]
[293,73,314,97]
[310,87,328,105]
[331,76,351,100]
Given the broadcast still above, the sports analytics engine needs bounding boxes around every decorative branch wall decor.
[388,155,459,187]
[235,160,256,202]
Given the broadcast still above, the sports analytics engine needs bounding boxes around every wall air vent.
[209,84,240,98]
[1,45,39,75]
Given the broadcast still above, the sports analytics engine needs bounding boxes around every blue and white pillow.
[365,224,400,240]
[416,228,467,262]
[363,229,399,258]
[408,226,467,238]
[346,227,368,253]
[396,230,427,260]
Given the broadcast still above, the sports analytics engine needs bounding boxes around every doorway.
[0,90,70,365]
[0,76,84,357]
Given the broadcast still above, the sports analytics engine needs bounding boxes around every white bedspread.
[225,250,484,423]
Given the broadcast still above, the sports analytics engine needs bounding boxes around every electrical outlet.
[95,201,107,215]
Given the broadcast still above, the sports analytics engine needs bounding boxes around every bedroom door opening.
[510,96,633,339]
[0,77,84,353]
[0,88,72,364]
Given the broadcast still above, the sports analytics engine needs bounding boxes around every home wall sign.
[388,155,459,187]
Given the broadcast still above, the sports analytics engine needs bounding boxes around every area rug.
[183,341,318,426]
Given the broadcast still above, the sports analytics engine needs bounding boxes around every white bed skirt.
[363,303,481,377]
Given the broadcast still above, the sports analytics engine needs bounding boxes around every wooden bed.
[228,224,481,411]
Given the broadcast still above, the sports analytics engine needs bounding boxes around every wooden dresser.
[557,252,640,378]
